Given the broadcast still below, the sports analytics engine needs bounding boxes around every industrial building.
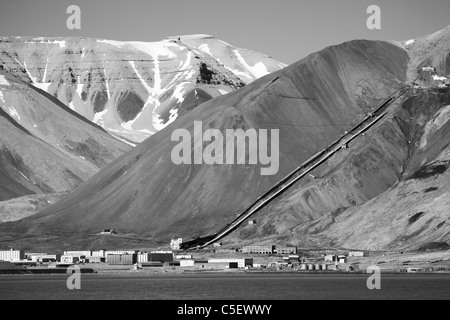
[170,238,183,250]
[100,229,116,235]
[104,250,136,256]
[176,254,193,260]
[106,253,137,265]
[241,245,275,254]
[91,250,106,257]
[348,251,365,257]
[274,246,297,255]
[0,249,24,261]
[85,256,105,263]
[180,259,196,267]
[138,252,150,263]
[30,254,60,262]
[25,252,47,259]
[60,255,80,263]
[421,66,436,72]
[208,258,253,268]
[63,250,91,257]
[149,251,173,263]
[324,254,348,263]
[179,258,253,269]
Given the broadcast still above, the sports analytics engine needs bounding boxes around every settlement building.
[63,251,92,257]
[91,250,106,257]
[0,249,24,261]
[149,251,173,263]
[106,253,137,265]
[104,250,136,256]
[176,254,193,260]
[100,229,116,235]
[208,258,253,268]
[30,254,60,262]
[137,252,150,263]
[170,238,183,250]
[274,246,297,255]
[242,245,275,254]
[422,66,436,72]
[60,255,80,263]
[348,251,365,257]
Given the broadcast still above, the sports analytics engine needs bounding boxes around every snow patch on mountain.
[0,75,10,86]
[76,76,83,97]
[97,39,126,48]
[233,49,270,78]
[172,82,188,104]
[7,106,20,121]
[93,109,108,126]
[23,60,50,91]
[198,43,212,56]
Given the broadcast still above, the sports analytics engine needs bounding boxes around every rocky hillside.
[0,39,410,247]
[2,26,450,252]
[0,70,130,202]
[0,35,286,143]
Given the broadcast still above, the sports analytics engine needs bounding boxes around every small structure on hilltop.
[421,66,436,72]
[100,229,116,235]
[170,238,183,250]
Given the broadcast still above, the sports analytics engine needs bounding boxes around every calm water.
[0,273,449,300]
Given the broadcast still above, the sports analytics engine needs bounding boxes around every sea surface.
[0,273,449,300]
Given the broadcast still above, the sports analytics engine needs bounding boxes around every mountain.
[0,38,410,246]
[2,26,449,252]
[0,35,286,143]
[0,70,130,203]
[227,26,450,251]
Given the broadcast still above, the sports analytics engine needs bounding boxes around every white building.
[104,250,136,256]
[0,249,24,261]
[242,245,274,254]
[91,250,106,257]
[138,253,150,263]
[63,251,91,257]
[176,254,192,260]
[100,229,116,235]
[170,238,183,250]
[30,254,60,262]
[324,254,347,263]
[60,255,80,263]
[422,66,436,72]
[180,260,195,267]
[208,258,253,268]
[348,251,365,257]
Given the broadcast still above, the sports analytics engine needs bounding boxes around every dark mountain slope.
[1,40,409,245]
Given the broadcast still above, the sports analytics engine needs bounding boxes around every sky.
[0,0,449,64]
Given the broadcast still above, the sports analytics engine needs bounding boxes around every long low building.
[208,258,253,268]
[60,255,80,263]
[106,253,137,265]
[180,258,253,269]
[63,251,92,257]
[242,245,275,254]
[30,254,60,262]
[149,251,173,263]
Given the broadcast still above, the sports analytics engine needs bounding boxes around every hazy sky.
[1,0,449,64]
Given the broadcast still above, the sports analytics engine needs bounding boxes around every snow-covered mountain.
[0,35,286,143]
